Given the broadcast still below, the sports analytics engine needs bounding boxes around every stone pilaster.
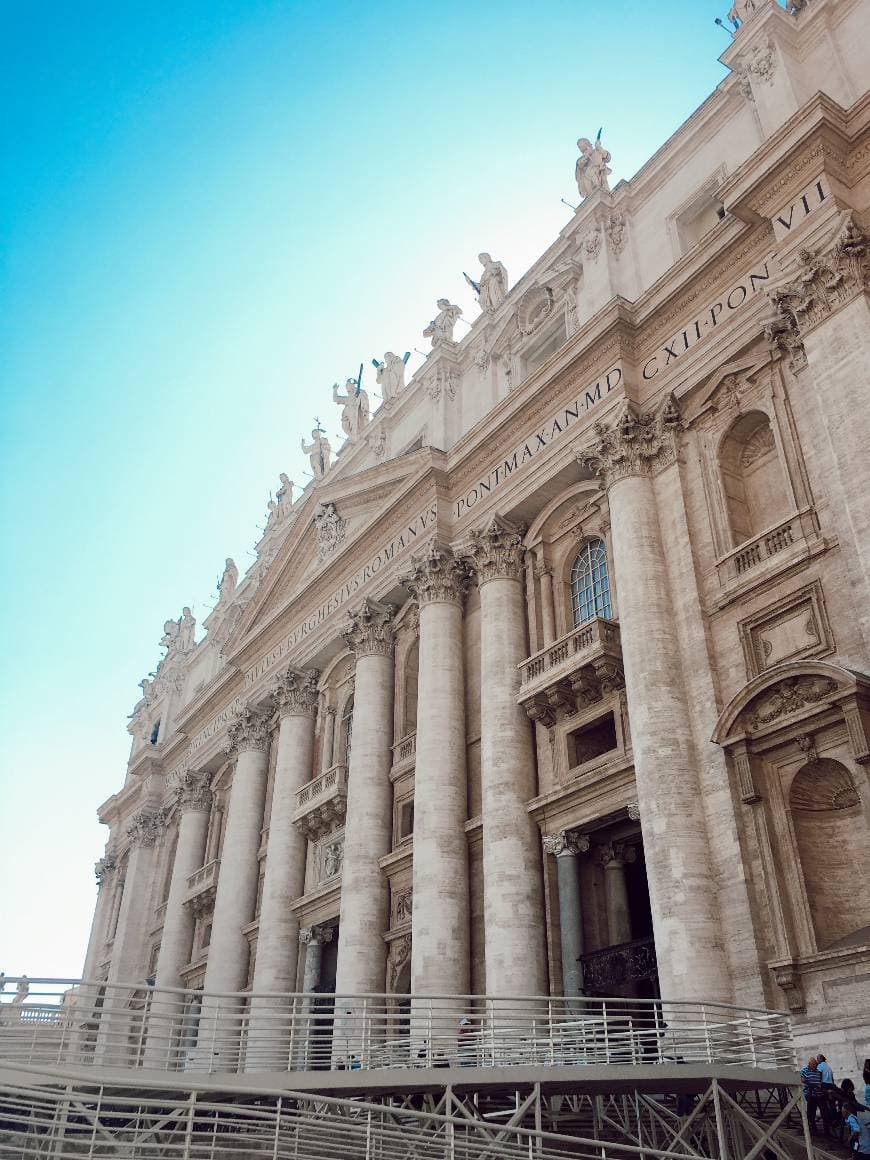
[196,704,272,1068]
[543,831,589,998]
[144,770,212,1067]
[577,402,733,1003]
[596,842,636,947]
[96,805,167,1064]
[463,516,547,995]
[334,600,395,997]
[536,560,557,646]
[769,213,870,655]
[320,706,337,773]
[246,667,319,1072]
[401,545,471,995]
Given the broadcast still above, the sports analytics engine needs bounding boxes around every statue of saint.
[423,299,463,346]
[332,379,370,440]
[160,618,180,650]
[476,253,508,312]
[301,428,332,478]
[728,0,758,26]
[375,352,406,402]
[13,977,29,1005]
[218,558,238,602]
[575,136,612,199]
[276,472,294,513]
[179,606,196,651]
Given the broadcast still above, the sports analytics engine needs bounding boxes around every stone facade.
[87,0,870,1080]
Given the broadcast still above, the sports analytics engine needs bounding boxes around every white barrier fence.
[0,977,795,1076]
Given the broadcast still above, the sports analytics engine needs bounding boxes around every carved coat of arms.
[313,502,347,561]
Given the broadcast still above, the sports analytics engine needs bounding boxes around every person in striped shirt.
[801,1056,823,1133]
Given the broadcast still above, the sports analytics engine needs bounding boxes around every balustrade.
[518,619,623,726]
[292,764,348,840]
[716,509,822,587]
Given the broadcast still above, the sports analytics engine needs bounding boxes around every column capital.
[225,705,272,758]
[401,543,470,606]
[543,831,590,857]
[172,769,213,814]
[462,513,526,585]
[299,924,334,946]
[576,396,682,489]
[94,854,117,886]
[273,666,320,718]
[127,807,167,849]
[596,840,637,868]
[343,598,396,658]
[627,801,641,821]
[769,211,869,341]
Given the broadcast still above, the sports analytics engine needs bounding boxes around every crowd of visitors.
[800,1055,870,1154]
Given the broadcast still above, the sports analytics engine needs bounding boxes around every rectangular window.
[567,713,618,768]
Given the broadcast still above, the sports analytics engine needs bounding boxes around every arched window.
[341,695,354,766]
[571,539,612,626]
[719,411,789,546]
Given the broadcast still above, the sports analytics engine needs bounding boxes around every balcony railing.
[187,859,220,895]
[715,509,821,587]
[0,976,795,1077]
[518,618,623,725]
[581,936,659,996]
[391,730,416,771]
[293,764,348,840]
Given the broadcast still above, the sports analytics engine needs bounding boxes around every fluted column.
[335,600,395,997]
[246,667,319,1072]
[543,832,589,998]
[96,807,167,1065]
[196,705,272,1069]
[578,401,732,1003]
[402,545,470,995]
[464,516,547,995]
[598,842,635,947]
[144,771,212,1067]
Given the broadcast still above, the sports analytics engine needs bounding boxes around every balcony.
[293,764,348,840]
[518,619,623,726]
[581,936,658,997]
[714,508,824,592]
[186,859,219,896]
[391,731,416,776]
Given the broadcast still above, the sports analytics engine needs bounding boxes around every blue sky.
[0,0,733,977]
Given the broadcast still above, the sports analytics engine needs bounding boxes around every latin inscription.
[771,175,828,242]
[243,503,438,687]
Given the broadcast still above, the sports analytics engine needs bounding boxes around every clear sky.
[0,0,735,978]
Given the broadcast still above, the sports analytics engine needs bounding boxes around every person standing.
[818,1054,836,1131]
[802,1056,823,1134]
[844,1101,870,1158]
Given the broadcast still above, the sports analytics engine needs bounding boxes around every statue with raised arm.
[218,558,238,603]
[375,352,407,402]
[160,618,180,651]
[476,253,508,312]
[575,135,612,199]
[179,606,196,651]
[276,472,294,514]
[423,299,463,346]
[301,428,332,478]
[332,379,370,440]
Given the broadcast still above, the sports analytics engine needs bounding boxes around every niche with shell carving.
[789,759,870,950]
[719,411,790,546]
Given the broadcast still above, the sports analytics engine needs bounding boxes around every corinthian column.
[96,806,167,1065]
[578,400,731,1003]
[402,545,470,995]
[246,667,319,1072]
[334,600,395,997]
[543,832,589,998]
[143,770,212,1068]
[463,516,547,995]
[197,705,272,1069]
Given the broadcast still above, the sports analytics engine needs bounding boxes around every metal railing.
[0,977,795,1077]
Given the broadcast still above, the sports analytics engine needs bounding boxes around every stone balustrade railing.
[715,508,822,587]
[186,859,220,895]
[519,618,621,688]
[295,764,347,810]
[391,731,417,769]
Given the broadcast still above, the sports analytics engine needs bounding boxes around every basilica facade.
[85,0,870,1078]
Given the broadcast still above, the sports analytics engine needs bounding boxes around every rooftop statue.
[218,557,238,603]
[332,378,370,440]
[301,427,332,478]
[423,298,462,346]
[375,352,407,402]
[476,253,509,312]
[159,618,180,651]
[575,135,611,199]
[728,0,759,26]
[179,606,196,651]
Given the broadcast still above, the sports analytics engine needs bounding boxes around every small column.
[246,667,319,1072]
[144,771,212,1068]
[402,545,470,997]
[598,842,636,947]
[334,600,395,996]
[463,515,547,995]
[96,807,167,1065]
[198,705,272,1069]
[537,560,557,646]
[320,706,337,774]
[578,401,732,1003]
[543,831,590,998]
[301,925,333,992]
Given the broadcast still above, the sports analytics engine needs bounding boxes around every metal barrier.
[0,976,795,1076]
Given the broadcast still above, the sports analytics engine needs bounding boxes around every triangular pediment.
[226,449,437,651]
[682,350,773,422]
